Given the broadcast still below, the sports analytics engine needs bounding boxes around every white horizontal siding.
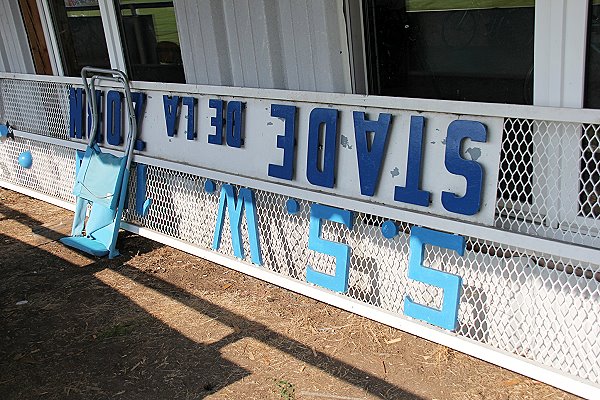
[0,0,35,74]
[174,0,352,93]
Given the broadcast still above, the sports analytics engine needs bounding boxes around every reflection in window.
[48,0,110,76]
[363,0,535,104]
[114,0,185,83]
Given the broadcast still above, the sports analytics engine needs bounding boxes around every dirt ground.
[0,187,583,400]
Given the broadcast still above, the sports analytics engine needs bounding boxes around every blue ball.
[18,150,33,169]
[286,199,300,214]
[381,220,398,239]
[204,180,216,193]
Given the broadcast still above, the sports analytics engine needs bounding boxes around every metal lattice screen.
[0,79,71,140]
[0,136,75,204]
[497,118,600,247]
[1,77,599,392]
[122,164,600,385]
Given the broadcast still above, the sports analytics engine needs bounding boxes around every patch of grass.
[97,323,134,339]
[274,379,295,400]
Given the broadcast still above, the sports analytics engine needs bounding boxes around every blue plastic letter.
[212,185,262,265]
[353,111,392,196]
[86,90,102,142]
[163,95,180,137]
[132,92,146,151]
[306,204,353,293]
[208,99,224,145]
[182,97,197,141]
[69,88,85,139]
[226,101,243,147]
[268,104,297,181]
[394,116,431,207]
[442,120,487,215]
[306,108,339,188]
[404,226,465,331]
[106,90,122,146]
[135,164,148,215]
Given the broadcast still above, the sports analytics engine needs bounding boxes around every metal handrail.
[81,67,137,170]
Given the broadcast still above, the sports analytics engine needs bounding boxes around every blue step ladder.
[60,67,138,258]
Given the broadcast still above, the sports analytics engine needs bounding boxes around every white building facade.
[1,1,599,397]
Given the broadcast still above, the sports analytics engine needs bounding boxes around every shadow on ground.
[0,201,422,400]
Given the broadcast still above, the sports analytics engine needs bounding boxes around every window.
[48,0,110,76]
[114,0,184,83]
[580,2,600,219]
[585,1,600,108]
[362,0,535,104]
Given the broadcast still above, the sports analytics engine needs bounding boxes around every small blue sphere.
[204,180,216,193]
[18,150,33,169]
[286,198,300,214]
[381,220,398,239]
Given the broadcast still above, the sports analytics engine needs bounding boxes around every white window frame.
[36,0,126,76]
[344,0,368,95]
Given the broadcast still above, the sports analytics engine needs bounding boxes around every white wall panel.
[174,0,352,93]
[0,0,35,74]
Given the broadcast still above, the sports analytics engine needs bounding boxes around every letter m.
[212,184,262,265]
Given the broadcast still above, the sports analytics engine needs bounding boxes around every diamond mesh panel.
[0,79,72,139]
[120,163,600,385]
[497,119,600,247]
[0,136,75,204]
[1,78,599,389]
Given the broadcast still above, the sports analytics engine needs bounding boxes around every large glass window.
[363,0,535,104]
[114,0,185,83]
[48,0,110,76]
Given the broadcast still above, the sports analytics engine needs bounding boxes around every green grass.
[121,6,180,44]
[97,323,134,339]
[67,2,180,45]
[274,379,295,400]
[407,0,535,12]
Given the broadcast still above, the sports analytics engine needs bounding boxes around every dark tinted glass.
[584,2,600,108]
[115,0,185,83]
[580,3,600,218]
[363,0,535,104]
[49,0,110,76]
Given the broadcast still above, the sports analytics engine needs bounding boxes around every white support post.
[534,0,589,108]
[533,0,590,230]
[557,1,590,228]
[36,0,63,76]
[98,0,127,73]
[344,0,368,95]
